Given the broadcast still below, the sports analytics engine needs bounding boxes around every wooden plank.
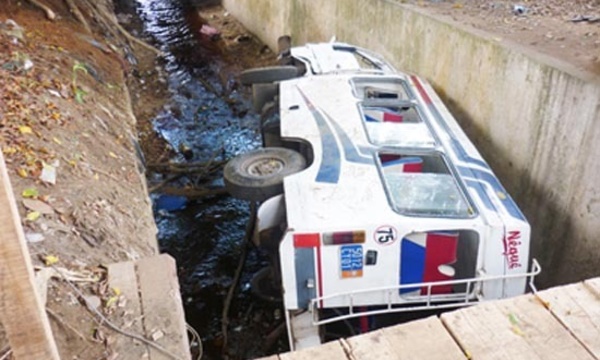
[383,316,466,359]
[345,316,466,359]
[107,261,150,359]
[441,294,594,360]
[583,277,600,297]
[136,254,190,360]
[538,282,600,357]
[279,340,348,360]
[343,329,397,359]
[0,153,60,359]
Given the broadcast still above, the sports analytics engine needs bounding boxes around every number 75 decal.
[375,225,398,245]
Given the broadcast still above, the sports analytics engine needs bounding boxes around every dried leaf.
[19,125,33,134]
[93,328,106,343]
[43,254,59,266]
[105,296,118,308]
[22,187,39,198]
[17,168,28,178]
[3,147,18,155]
[26,211,41,221]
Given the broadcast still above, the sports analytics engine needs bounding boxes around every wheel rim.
[246,157,285,177]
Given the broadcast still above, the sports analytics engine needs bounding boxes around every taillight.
[323,231,365,245]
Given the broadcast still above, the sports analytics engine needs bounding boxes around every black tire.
[252,83,278,112]
[224,148,306,202]
[239,66,299,85]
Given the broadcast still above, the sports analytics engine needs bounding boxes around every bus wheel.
[224,147,306,202]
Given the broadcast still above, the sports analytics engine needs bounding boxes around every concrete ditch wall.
[223,0,600,287]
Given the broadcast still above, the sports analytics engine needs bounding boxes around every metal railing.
[309,259,541,326]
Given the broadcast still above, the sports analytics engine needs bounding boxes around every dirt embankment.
[0,0,278,358]
[0,1,162,358]
[415,0,600,75]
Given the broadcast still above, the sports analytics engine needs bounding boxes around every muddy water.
[133,0,285,358]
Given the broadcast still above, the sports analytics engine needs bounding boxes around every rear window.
[361,102,434,148]
[377,152,473,218]
[352,77,435,148]
[352,77,410,100]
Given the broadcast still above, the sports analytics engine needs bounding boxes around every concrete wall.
[223,0,600,287]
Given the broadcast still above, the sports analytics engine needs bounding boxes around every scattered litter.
[40,160,59,185]
[23,59,34,71]
[200,24,221,41]
[154,194,188,211]
[512,5,528,16]
[23,198,55,214]
[0,19,24,42]
[84,295,102,310]
[47,89,62,98]
[570,15,600,24]
[25,232,46,243]
[151,330,164,341]
[3,52,34,72]
[33,265,99,282]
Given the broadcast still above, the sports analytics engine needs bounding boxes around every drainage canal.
[121,0,286,358]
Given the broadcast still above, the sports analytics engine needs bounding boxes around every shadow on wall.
[437,88,575,290]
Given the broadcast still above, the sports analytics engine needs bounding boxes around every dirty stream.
[130,1,285,358]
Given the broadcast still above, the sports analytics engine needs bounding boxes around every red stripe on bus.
[294,233,320,248]
[410,75,432,104]
[316,245,324,308]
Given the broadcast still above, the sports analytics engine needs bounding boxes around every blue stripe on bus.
[298,89,341,183]
[411,79,524,221]
[324,112,373,165]
[459,167,526,221]
[464,179,496,212]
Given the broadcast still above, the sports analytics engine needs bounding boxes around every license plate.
[340,244,363,278]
